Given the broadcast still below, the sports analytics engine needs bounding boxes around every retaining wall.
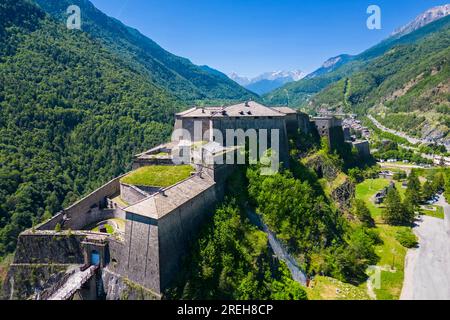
[38,175,125,231]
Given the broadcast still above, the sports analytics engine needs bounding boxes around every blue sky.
[90,0,448,77]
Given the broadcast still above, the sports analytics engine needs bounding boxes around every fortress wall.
[158,184,219,291]
[298,113,312,134]
[284,114,300,135]
[62,176,124,230]
[36,176,126,232]
[353,141,371,158]
[36,212,65,231]
[118,214,161,294]
[120,183,148,205]
[113,207,126,220]
[13,231,87,264]
[132,157,174,170]
[101,269,161,300]
[212,118,289,160]
[178,117,211,141]
[211,163,237,184]
[66,208,116,231]
[106,238,125,271]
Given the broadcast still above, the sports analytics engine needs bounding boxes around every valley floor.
[401,195,450,300]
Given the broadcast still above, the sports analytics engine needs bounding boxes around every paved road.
[368,115,422,145]
[368,115,450,152]
[401,195,450,300]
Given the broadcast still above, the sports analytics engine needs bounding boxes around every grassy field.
[368,224,407,300]
[306,276,371,300]
[422,205,445,219]
[121,165,194,187]
[355,178,407,300]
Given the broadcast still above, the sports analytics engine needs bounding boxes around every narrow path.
[400,195,450,300]
[48,266,97,300]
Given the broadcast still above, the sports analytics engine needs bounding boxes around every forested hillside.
[309,16,450,145]
[34,0,257,104]
[0,0,180,256]
[264,14,450,109]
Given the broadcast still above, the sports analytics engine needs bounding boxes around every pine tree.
[383,188,413,225]
[405,171,421,208]
[422,180,434,201]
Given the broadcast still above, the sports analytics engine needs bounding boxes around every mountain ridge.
[309,15,450,148]
[33,0,257,104]
[230,70,306,95]
[391,4,450,38]
[263,7,450,107]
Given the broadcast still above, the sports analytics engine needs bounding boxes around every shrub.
[396,228,418,248]
[354,199,375,228]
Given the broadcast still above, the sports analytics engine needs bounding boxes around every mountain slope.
[264,8,450,107]
[34,0,257,103]
[305,55,354,79]
[0,0,180,255]
[391,4,450,38]
[310,15,450,148]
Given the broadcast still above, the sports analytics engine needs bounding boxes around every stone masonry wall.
[212,117,290,166]
[158,184,220,291]
[13,231,87,264]
[38,175,125,231]
[120,183,148,205]
[116,214,161,294]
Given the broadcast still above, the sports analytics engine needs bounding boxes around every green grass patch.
[92,224,114,234]
[356,179,391,218]
[121,165,194,188]
[422,206,444,219]
[306,276,371,300]
[151,152,169,157]
[369,224,407,300]
[356,178,408,300]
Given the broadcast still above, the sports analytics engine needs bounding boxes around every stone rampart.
[38,175,125,231]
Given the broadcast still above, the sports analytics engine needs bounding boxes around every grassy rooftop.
[121,165,194,188]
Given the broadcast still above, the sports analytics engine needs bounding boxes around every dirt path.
[400,195,450,300]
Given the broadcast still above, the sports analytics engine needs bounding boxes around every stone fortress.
[2,101,369,300]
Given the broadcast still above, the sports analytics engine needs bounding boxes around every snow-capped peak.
[391,4,450,37]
